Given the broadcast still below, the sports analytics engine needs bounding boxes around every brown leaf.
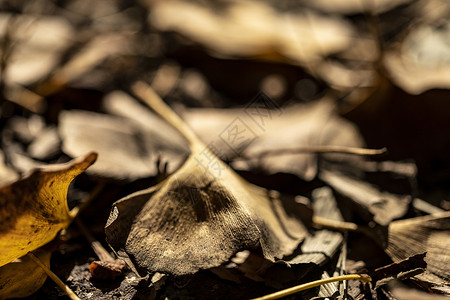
[148,0,354,65]
[281,187,344,266]
[386,211,450,292]
[105,82,309,276]
[384,22,450,95]
[59,107,189,181]
[320,169,410,225]
[0,152,97,267]
[184,99,364,181]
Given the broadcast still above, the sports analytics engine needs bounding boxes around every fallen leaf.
[184,98,364,181]
[149,0,354,66]
[282,187,344,266]
[384,22,450,94]
[371,253,427,288]
[59,101,189,180]
[320,169,410,225]
[105,82,309,276]
[386,211,450,293]
[387,280,450,300]
[0,249,51,299]
[0,152,97,267]
[0,14,74,86]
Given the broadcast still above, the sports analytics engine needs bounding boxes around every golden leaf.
[0,152,97,267]
[0,249,51,299]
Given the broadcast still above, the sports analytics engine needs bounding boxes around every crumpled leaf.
[105,82,309,276]
[0,249,51,299]
[184,99,364,181]
[59,95,189,180]
[386,211,450,293]
[0,152,97,267]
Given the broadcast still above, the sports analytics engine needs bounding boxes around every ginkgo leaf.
[105,82,309,276]
[0,249,51,299]
[0,152,97,267]
[386,211,450,293]
[59,92,190,181]
[184,99,364,181]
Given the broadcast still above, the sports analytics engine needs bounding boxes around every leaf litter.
[1,0,450,298]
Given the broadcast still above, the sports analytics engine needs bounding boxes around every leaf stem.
[75,218,115,262]
[27,252,80,300]
[251,274,371,300]
[312,216,360,232]
[131,81,203,151]
[236,146,386,160]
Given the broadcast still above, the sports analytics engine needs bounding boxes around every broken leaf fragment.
[105,83,309,276]
[0,152,97,267]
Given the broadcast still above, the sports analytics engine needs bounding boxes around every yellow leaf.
[0,249,51,299]
[0,152,97,267]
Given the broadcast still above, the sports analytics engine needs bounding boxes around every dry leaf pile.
[0,0,449,299]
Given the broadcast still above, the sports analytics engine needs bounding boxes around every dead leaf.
[59,97,189,180]
[149,0,354,66]
[184,99,364,181]
[387,280,450,300]
[105,82,309,276]
[0,14,74,86]
[282,187,344,266]
[384,22,450,94]
[0,249,51,299]
[320,169,410,225]
[371,253,427,288]
[386,211,450,292]
[0,152,97,267]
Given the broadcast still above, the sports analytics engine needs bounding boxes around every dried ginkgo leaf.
[184,99,364,181]
[0,249,51,299]
[105,82,309,276]
[59,94,190,181]
[0,152,97,267]
[386,211,450,292]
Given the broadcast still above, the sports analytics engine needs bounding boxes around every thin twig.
[235,146,387,161]
[27,252,80,300]
[312,216,360,232]
[131,81,205,152]
[251,274,371,300]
